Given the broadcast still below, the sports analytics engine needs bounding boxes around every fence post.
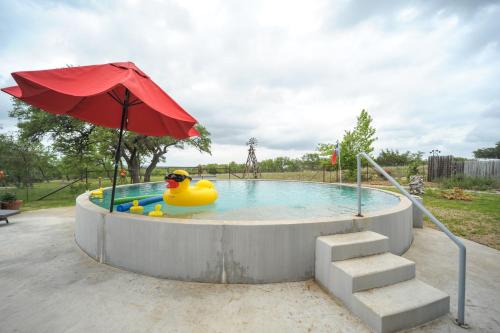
[85,168,88,190]
[428,156,432,181]
[357,154,362,216]
[322,166,325,182]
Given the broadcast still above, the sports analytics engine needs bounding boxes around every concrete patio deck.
[0,207,498,332]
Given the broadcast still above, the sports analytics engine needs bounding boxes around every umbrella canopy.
[2,61,199,212]
[2,61,199,138]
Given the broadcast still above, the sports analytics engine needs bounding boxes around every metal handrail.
[356,152,467,327]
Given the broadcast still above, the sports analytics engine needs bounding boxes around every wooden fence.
[427,156,455,181]
[428,156,500,181]
[462,159,500,178]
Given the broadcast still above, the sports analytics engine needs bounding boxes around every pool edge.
[75,181,413,283]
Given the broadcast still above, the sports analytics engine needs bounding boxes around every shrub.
[0,192,17,202]
[438,176,500,191]
[442,188,472,201]
[69,183,87,195]
[406,160,420,179]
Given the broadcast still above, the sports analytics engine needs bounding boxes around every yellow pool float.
[148,204,164,217]
[163,170,217,206]
[129,200,144,214]
[90,187,103,198]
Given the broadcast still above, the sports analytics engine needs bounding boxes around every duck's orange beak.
[166,180,179,188]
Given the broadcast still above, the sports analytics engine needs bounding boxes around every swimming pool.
[76,180,413,283]
[91,180,400,220]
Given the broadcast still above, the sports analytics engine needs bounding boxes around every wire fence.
[0,163,426,204]
[163,164,426,185]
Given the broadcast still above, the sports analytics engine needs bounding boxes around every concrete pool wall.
[75,182,413,283]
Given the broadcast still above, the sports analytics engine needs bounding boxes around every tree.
[301,153,321,170]
[141,125,211,182]
[406,151,424,178]
[473,142,500,159]
[228,161,244,173]
[10,99,100,174]
[314,144,337,169]
[257,156,305,172]
[317,109,377,178]
[205,164,219,174]
[340,110,377,175]
[376,149,411,166]
[9,100,212,183]
[0,134,59,186]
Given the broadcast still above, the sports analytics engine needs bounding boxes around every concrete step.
[315,231,389,291]
[317,231,389,262]
[330,253,416,306]
[352,279,450,333]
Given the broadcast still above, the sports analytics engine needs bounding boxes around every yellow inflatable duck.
[90,187,103,199]
[129,200,144,214]
[148,204,164,217]
[163,170,218,206]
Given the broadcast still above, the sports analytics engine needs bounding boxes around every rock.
[409,175,424,195]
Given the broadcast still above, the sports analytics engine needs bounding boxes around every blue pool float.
[116,195,163,212]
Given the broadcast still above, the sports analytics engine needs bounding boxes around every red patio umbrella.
[2,61,199,212]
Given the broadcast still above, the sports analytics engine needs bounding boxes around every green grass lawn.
[421,189,500,250]
[378,186,500,250]
[1,181,84,210]
[0,176,166,211]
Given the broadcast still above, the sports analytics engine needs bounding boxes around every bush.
[438,176,500,191]
[69,183,87,195]
[442,187,472,201]
[0,192,17,202]
[406,161,420,179]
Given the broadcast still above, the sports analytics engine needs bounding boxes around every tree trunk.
[37,166,49,183]
[128,159,141,183]
[143,154,161,182]
[122,142,141,183]
[100,160,113,182]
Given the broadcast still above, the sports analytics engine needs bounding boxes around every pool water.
[90,180,400,220]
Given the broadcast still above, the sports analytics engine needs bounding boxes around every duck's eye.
[166,173,189,182]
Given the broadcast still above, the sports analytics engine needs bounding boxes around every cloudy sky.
[1,0,499,165]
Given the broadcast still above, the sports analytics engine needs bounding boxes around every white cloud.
[0,0,499,164]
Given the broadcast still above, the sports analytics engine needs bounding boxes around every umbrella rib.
[66,96,87,115]
[107,91,123,105]
[129,100,143,107]
[111,89,123,103]
[129,97,140,104]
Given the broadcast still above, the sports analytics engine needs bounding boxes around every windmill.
[243,137,261,179]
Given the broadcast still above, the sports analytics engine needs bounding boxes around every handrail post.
[356,154,362,216]
[457,246,466,326]
[356,151,467,327]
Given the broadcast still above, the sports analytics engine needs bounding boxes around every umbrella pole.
[109,89,130,213]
